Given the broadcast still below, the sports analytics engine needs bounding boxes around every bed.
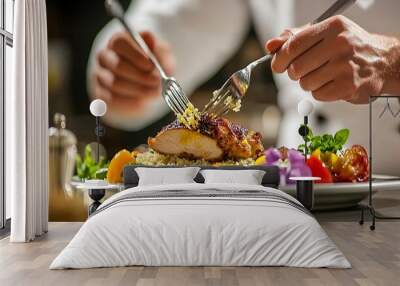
[50,165,350,269]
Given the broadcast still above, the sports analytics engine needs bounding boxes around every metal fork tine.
[203,92,223,113]
[217,106,230,117]
[171,83,188,111]
[207,88,224,106]
[203,92,220,112]
[214,101,229,117]
[168,88,186,114]
[206,89,231,115]
[166,89,184,115]
[215,88,230,105]
[165,93,181,115]
[168,87,186,114]
[172,82,189,104]
[203,78,232,112]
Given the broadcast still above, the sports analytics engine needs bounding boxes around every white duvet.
[50,183,350,269]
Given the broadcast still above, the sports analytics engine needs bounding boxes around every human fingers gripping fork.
[205,0,357,117]
[92,29,176,115]
[268,15,400,104]
[266,1,400,104]
[105,0,191,117]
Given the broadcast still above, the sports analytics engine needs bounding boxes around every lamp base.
[296,180,314,211]
[88,188,105,216]
[289,177,320,211]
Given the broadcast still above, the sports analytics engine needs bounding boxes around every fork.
[203,0,357,117]
[105,0,191,116]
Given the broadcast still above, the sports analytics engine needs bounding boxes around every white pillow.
[135,167,200,186]
[200,169,266,185]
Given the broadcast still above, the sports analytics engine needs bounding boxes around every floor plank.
[1,221,400,286]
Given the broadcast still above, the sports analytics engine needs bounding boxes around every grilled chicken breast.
[148,115,264,161]
[148,128,224,160]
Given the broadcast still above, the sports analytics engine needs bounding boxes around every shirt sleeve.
[87,0,251,131]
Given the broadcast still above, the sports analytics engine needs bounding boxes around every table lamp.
[89,99,107,163]
[297,99,314,160]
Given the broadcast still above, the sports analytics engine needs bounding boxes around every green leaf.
[85,144,92,159]
[297,124,351,155]
[95,168,108,179]
[334,129,350,147]
[75,144,110,180]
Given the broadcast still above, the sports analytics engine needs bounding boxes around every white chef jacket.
[88,0,400,174]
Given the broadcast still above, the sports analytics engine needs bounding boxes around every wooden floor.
[0,220,399,286]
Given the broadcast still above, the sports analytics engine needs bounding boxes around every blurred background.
[47,1,280,155]
[46,1,280,221]
[46,1,400,222]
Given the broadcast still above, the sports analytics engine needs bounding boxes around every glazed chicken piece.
[148,114,264,161]
[147,128,224,160]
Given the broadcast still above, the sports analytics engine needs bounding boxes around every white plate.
[280,177,400,210]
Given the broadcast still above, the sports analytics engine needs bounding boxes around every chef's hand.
[265,16,400,104]
[91,31,175,114]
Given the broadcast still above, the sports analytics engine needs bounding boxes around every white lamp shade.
[90,99,107,117]
[297,99,314,116]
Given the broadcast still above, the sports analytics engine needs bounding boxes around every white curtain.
[7,0,49,242]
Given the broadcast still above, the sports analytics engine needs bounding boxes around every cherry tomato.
[337,145,369,182]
